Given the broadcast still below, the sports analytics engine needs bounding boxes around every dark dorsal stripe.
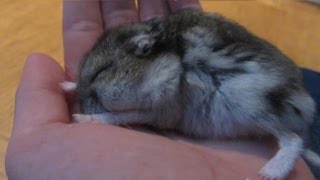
[266,87,289,116]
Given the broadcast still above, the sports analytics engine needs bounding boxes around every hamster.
[61,9,316,180]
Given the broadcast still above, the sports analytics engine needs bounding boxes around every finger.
[166,0,202,12]
[63,1,104,80]
[101,0,138,29]
[13,53,70,134]
[138,0,169,21]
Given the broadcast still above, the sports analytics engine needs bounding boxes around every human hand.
[63,0,202,80]
[5,54,314,179]
[5,0,314,179]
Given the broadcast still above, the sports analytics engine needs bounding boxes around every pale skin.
[5,0,315,179]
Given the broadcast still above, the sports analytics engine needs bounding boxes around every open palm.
[5,1,314,179]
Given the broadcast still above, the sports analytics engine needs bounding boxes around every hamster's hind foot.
[259,132,303,180]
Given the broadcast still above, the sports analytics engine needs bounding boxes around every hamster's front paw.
[73,114,97,124]
[59,81,77,92]
[72,114,111,124]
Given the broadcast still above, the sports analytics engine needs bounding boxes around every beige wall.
[201,0,320,71]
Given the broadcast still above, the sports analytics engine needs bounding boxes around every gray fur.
[76,9,316,179]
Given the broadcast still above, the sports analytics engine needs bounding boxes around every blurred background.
[0,0,319,179]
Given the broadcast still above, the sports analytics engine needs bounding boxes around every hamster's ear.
[129,34,155,56]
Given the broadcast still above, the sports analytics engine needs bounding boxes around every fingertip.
[21,53,66,90]
[63,1,103,80]
[101,0,138,29]
[138,0,169,22]
[167,0,202,12]
[25,52,64,71]
[14,54,70,134]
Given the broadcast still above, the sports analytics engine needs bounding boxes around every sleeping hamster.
[61,9,316,179]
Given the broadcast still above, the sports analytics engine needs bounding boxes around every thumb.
[13,53,70,134]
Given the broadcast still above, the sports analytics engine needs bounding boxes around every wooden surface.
[1,0,63,179]
[0,0,319,179]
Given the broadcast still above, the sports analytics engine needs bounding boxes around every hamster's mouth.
[105,108,151,113]
[101,100,153,113]
[102,100,153,113]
